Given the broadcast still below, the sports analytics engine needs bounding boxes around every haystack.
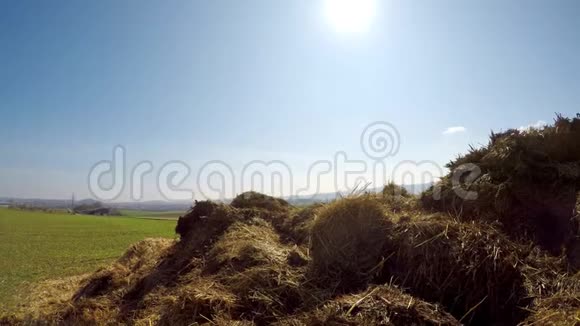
[41,238,175,325]
[122,203,247,305]
[519,250,580,325]
[277,203,321,245]
[49,203,246,325]
[380,182,419,214]
[569,196,580,270]
[137,274,238,325]
[275,285,460,326]
[3,274,88,322]
[9,189,580,325]
[522,287,580,325]
[56,297,119,325]
[379,219,529,325]
[73,238,174,300]
[231,191,290,212]
[309,195,391,284]
[21,207,300,325]
[175,201,265,253]
[422,114,580,254]
[205,219,290,273]
[175,200,220,239]
[207,220,308,323]
[522,270,580,325]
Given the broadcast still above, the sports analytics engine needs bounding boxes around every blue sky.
[1,0,579,200]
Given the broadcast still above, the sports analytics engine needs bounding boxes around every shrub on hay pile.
[380,182,419,213]
[275,285,460,326]
[382,182,410,197]
[231,191,290,212]
[309,195,391,285]
[421,114,580,254]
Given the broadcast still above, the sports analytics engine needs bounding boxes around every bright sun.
[324,0,377,35]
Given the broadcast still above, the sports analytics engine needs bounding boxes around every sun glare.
[324,0,377,35]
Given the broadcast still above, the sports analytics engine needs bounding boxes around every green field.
[0,208,177,310]
[120,209,183,220]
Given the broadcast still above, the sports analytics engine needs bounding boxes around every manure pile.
[422,114,580,256]
[3,115,580,325]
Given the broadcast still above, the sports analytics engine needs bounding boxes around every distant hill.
[0,182,433,212]
[0,197,72,209]
[110,200,193,212]
[285,182,433,205]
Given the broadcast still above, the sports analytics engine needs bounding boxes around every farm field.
[120,209,183,220]
[0,208,176,311]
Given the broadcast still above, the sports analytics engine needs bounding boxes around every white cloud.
[518,120,547,132]
[442,126,467,135]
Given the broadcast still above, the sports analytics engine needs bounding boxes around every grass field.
[120,209,183,220]
[0,208,177,311]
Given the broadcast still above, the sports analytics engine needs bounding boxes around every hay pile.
[41,238,175,325]
[309,195,391,285]
[380,182,419,213]
[228,192,306,246]
[206,221,308,323]
[6,194,475,326]
[205,220,291,273]
[275,285,460,326]
[307,201,531,324]
[6,202,293,325]
[277,203,321,245]
[230,191,290,212]
[73,238,175,301]
[379,219,529,325]
[6,274,89,321]
[422,114,580,255]
[4,113,580,325]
